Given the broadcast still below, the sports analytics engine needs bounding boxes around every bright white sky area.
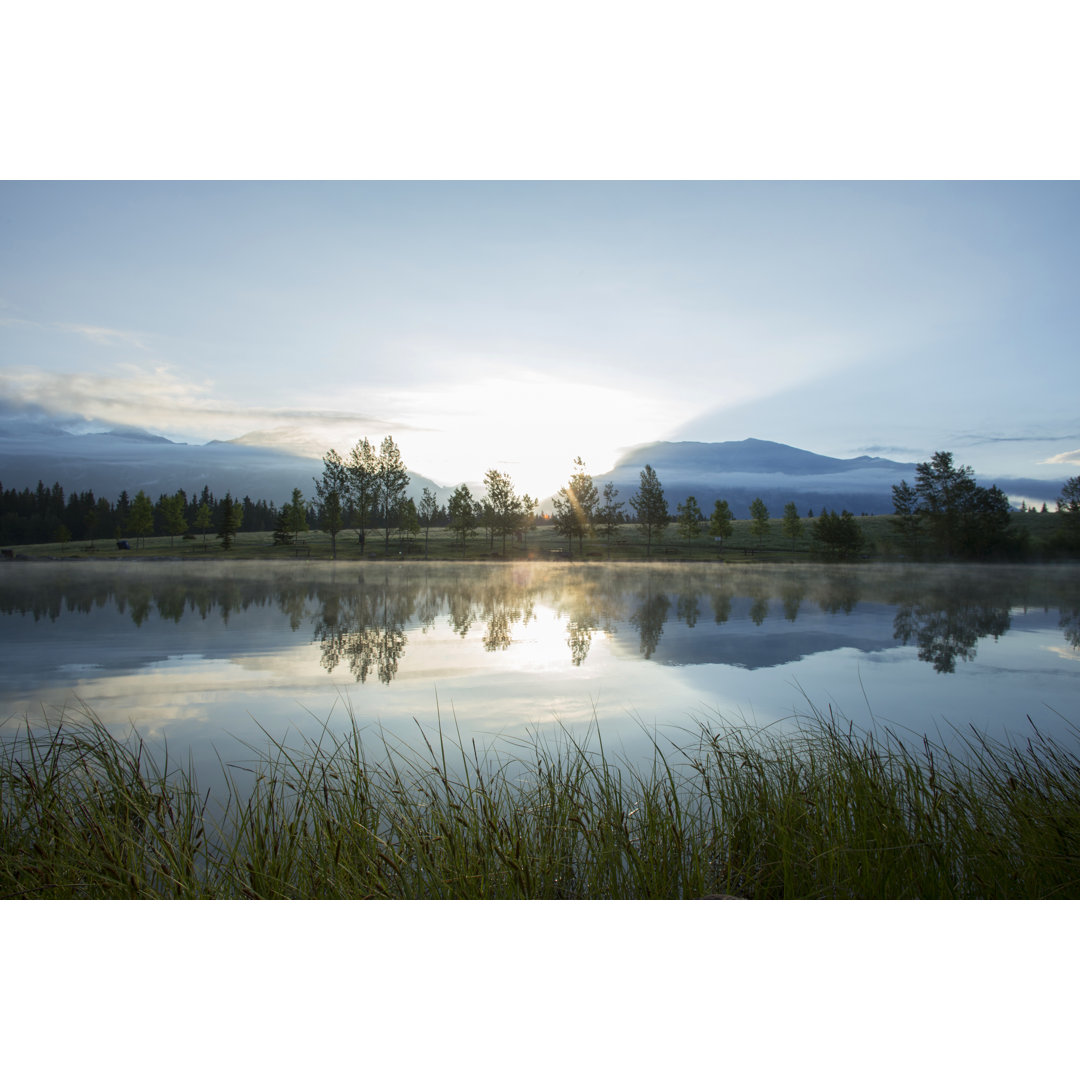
[2,180,1078,497]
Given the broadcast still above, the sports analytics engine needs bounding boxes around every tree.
[448,484,479,555]
[83,505,99,550]
[317,489,343,556]
[346,438,378,553]
[1058,476,1080,516]
[479,498,496,550]
[749,498,770,546]
[128,490,154,549]
[629,464,668,557]
[781,502,803,553]
[914,451,975,557]
[813,509,864,560]
[890,479,922,557]
[115,490,131,539]
[676,495,702,553]
[162,493,188,548]
[517,494,539,548]
[418,487,439,558]
[376,436,409,555]
[596,481,624,554]
[284,488,309,546]
[314,449,349,559]
[217,493,242,550]
[551,457,600,557]
[910,451,1012,558]
[193,502,213,551]
[272,508,293,546]
[709,499,734,552]
[398,497,420,554]
[484,469,523,555]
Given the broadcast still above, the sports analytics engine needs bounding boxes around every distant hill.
[2,420,1064,516]
[0,421,453,507]
[588,439,1063,517]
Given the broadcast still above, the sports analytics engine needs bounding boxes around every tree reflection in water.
[313,577,413,685]
[630,583,671,659]
[2,563,1079,684]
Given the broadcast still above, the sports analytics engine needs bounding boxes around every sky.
[2,180,1077,498]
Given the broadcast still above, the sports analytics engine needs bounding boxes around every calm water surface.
[2,561,1078,782]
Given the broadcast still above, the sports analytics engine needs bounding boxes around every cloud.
[955,433,1080,447]
[1041,449,1080,467]
[854,444,923,458]
[57,323,149,349]
[0,365,419,447]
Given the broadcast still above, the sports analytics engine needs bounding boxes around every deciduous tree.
[128,490,154,549]
[376,436,409,554]
[709,499,734,552]
[890,479,922,557]
[909,451,1012,558]
[193,502,212,551]
[1058,476,1080,516]
[552,457,600,557]
[484,469,523,555]
[749,498,770,545]
[285,488,309,546]
[418,487,439,558]
[812,509,864,560]
[314,449,349,559]
[781,502,803,552]
[596,481,623,553]
[346,438,378,553]
[676,495,702,553]
[162,493,188,548]
[448,484,479,555]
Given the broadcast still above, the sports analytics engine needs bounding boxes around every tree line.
[0,481,285,549]
[4,440,1078,560]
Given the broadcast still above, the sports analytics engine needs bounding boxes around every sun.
[397,373,667,498]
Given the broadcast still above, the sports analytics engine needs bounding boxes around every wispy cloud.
[56,323,150,349]
[854,444,922,459]
[1041,449,1080,467]
[953,431,1080,447]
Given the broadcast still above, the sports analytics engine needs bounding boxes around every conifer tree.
[629,464,668,557]
[216,493,242,550]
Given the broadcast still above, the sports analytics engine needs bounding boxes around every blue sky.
[2,180,1077,496]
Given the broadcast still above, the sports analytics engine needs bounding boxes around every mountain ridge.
[0,419,1065,513]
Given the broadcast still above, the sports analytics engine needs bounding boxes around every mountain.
[2,418,1064,515]
[0,420,453,506]
[590,439,1063,516]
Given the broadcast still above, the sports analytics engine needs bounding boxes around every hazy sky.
[2,181,1077,496]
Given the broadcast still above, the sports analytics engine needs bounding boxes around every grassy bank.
[3,706,1078,899]
[5,510,1070,563]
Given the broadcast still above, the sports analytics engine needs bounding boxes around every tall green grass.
[2,705,1078,898]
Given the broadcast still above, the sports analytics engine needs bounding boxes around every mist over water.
[2,561,1078,787]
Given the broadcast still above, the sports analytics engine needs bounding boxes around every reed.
[2,704,1078,899]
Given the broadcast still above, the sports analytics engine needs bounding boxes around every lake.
[2,561,1078,787]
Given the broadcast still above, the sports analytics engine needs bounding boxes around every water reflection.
[1,563,1078,687]
[892,594,1011,674]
